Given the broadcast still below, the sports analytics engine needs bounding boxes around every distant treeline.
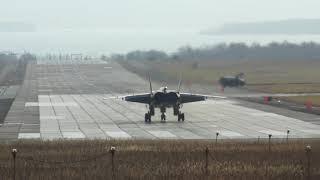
[0,53,36,62]
[0,54,18,62]
[111,42,320,62]
[0,52,36,72]
[0,53,36,85]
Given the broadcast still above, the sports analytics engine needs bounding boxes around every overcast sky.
[1,0,320,30]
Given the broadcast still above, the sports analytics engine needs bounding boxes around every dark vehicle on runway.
[124,76,223,123]
[219,73,245,88]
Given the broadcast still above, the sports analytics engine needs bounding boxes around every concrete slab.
[219,130,244,138]
[147,130,177,139]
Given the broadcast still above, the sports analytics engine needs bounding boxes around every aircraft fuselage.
[152,91,180,107]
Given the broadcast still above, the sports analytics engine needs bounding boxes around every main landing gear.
[144,106,185,123]
[145,112,167,123]
[145,106,154,123]
[145,112,151,123]
[174,106,184,122]
[178,112,185,122]
[160,113,166,121]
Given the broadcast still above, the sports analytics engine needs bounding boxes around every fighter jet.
[219,73,245,88]
[123,76,224,123]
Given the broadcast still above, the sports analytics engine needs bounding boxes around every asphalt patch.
[0,98,14,124]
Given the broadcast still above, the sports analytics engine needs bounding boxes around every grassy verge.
[249,84,320,106]
[0,139,319,179]
[119,60,320,105]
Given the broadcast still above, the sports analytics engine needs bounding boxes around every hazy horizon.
[1,0,320,55]
[2,0,320,30]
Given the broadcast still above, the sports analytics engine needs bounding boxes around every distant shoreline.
[3,30,320,55]
[204,19,320,35]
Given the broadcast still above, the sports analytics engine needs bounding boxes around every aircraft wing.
[179,93,225,103]
[123,93,151,104]
[180,93,206,103]
[179,92,320,101]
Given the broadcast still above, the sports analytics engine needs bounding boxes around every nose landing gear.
[160,107,166,122]
[174,106,184,122]
[160,113,166,122]
[145,105,155,123]
[145,112,151,123]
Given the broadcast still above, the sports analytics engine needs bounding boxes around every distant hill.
[0,22,36,32]
[204,19,320,35]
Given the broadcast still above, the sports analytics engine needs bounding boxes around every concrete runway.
[1,59,320,140]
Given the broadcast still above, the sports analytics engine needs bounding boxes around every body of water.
[1,29,320,55]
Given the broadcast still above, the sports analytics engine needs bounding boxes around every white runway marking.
[26,102,79,107]
[38,89,52,92]
[105,131,132,139]
[20,124,40,126]
[18,133,41,139]
[41,133,62,140]
[249,112,274,116]
[5,123,24,125]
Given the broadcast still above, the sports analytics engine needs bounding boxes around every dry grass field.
[120,59,320,106]
[249,84,320,106]
[120,60,320,84]
[0,139,319,179]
